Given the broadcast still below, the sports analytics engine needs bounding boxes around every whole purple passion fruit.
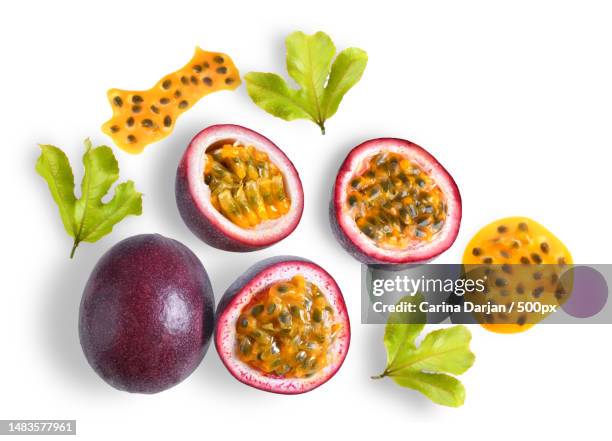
[79,234,215,394]
[176,124,304,251]
[330,138,461,266]
[215,256,350,394]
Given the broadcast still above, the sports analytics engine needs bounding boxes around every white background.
[2,0,612,439]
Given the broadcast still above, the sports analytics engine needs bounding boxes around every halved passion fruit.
[176,125,304,251]
[462,216,573,334]
[215,257,350,394]
[330,138,461,266]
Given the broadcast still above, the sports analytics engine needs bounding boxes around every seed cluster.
[463,218,572,329]
[235,275,342,378]
[102,48,240,154]
[346,152,447,248]
[205,144,290,228]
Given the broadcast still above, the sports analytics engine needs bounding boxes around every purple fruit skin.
[215,256,308,318]
[328,200,375,264]
[175,160,261,252]
[79,234,215,394]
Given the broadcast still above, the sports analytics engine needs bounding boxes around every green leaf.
[392,371,467,407]
[383,295,425,369]
[245,31,368,134]
[35,145,77,237]
[384,323,423,373]
[244,72,313,122]
[321,47,368,119]
[36,140,142,258]
[285,31,336,123]
[392,325,475,376]
[374,295,475,407]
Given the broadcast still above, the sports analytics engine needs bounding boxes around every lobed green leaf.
[245,31,367,134]
[377,295,475,407]
[36,140,142,258]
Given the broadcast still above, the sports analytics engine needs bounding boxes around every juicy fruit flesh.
[463,217,573,334]
[235,275,342,379]
[346,152,447,249]
[204,144,291,229]
[102,48,241,154]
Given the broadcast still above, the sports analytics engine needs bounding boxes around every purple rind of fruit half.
[79,234,215,394]
[176,124,304,252]
[215,256,351,394]
[330,138,462,267]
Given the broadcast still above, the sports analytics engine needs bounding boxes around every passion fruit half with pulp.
[215,256,350,394]
[330,138,461,266]
[462,216,573,334]
[176,124,304,251]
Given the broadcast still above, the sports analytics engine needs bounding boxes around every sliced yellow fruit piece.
[102,47,241,154]
[463,216,573,334]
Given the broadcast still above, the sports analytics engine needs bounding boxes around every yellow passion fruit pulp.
[204,144,291,228]
[346,152,447,249]
[235,275,342,378]
[463,216,573,334]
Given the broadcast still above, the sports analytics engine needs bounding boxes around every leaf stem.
[371,369,389,380]
[318,121,326,135]
[70,239,79,259]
